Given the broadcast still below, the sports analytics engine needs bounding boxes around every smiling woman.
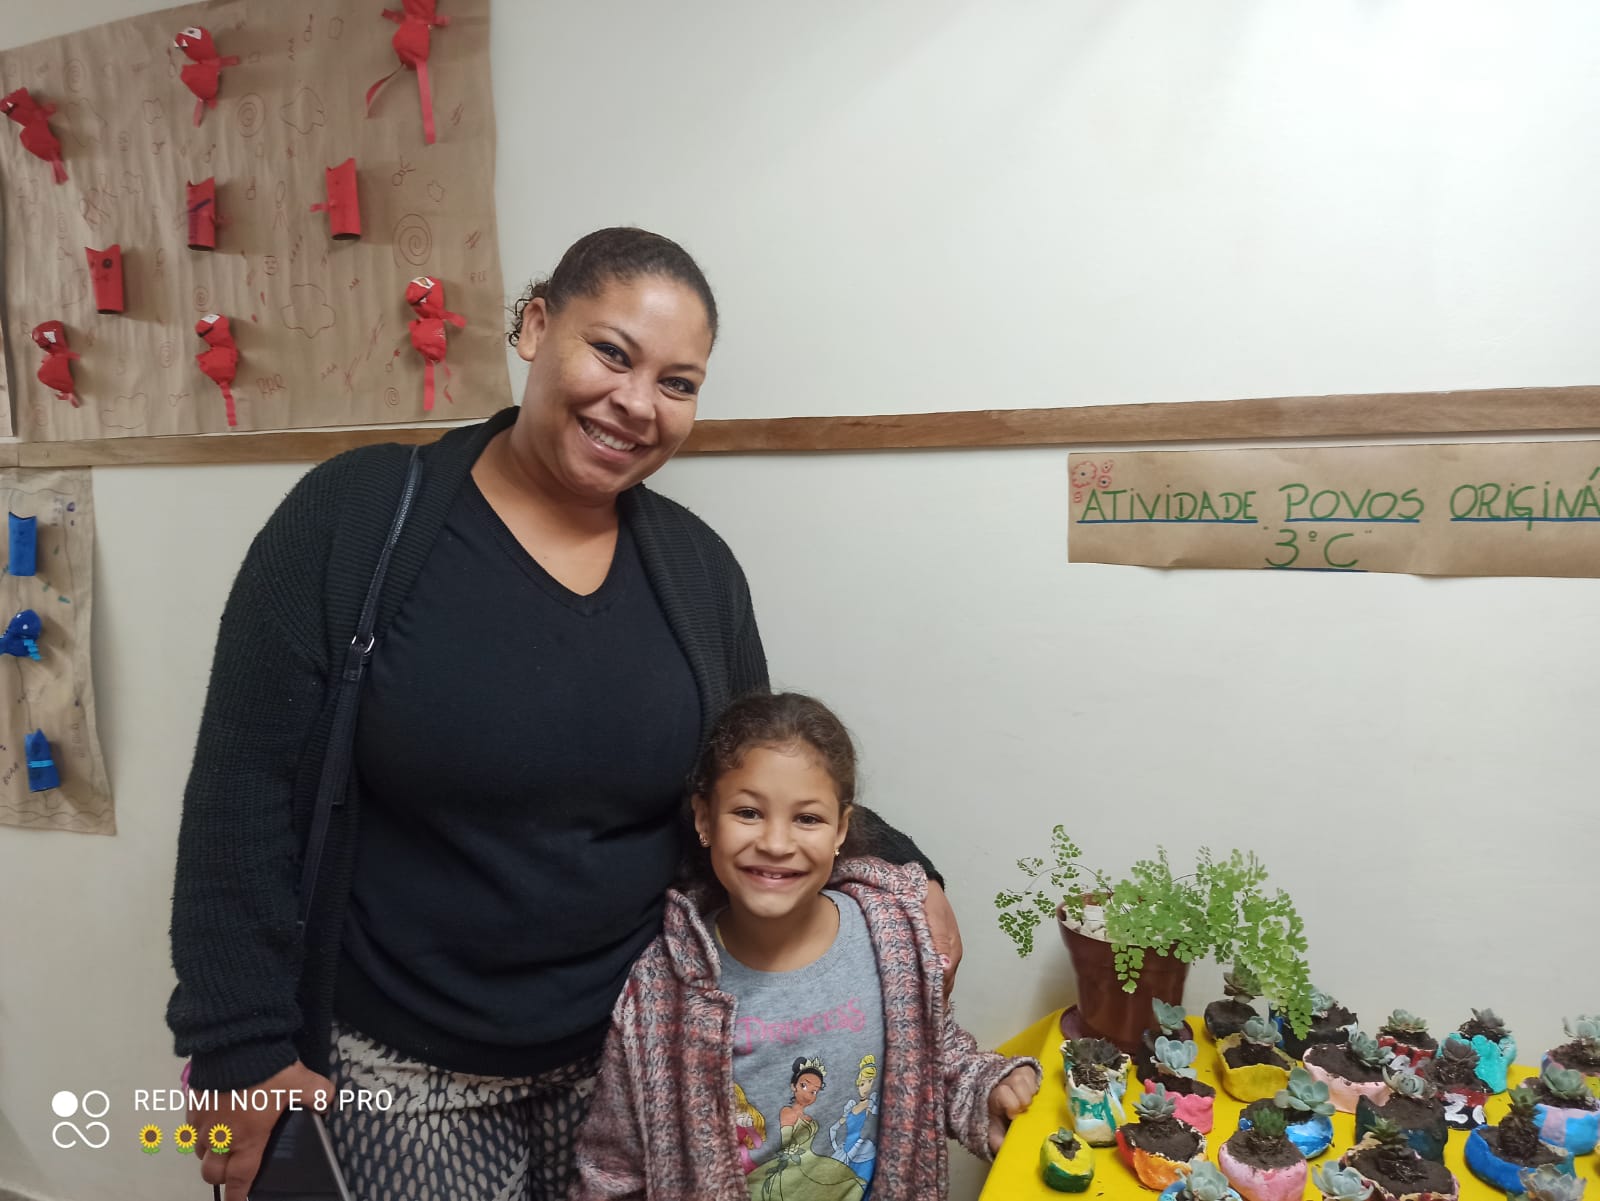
[166,228,955,1201]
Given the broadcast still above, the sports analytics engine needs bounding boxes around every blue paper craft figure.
[8,513,37,577]
[0,609,41,661]
[26,729,59,791]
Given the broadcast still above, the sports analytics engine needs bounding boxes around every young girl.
[572,693,1041,1200]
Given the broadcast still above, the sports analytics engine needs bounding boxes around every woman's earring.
[699,837,710,848]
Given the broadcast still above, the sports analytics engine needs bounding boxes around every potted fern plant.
[994,826,1312,1053]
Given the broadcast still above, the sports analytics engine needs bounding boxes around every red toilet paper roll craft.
[309,158,361,239]
[31,321,80,406]
[1,88,67,184]
[186,178,218,250]
[366,0,451,145]
[86,244,125,314]
[405,276,465,412]
[194,314,240,427]
[174,26,240,127]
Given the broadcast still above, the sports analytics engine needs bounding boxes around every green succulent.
[1564,1015,1600,1053]
[1507,1086,1539,1123]
[1363,1117,1415,1167]
[1382,1009,1428,1037]
[1310,1164,1375,1201]
[1154,999,1188,1035]
[1048,1128,1083,1157]
[1136,1086,1178,1122]
[1275,1066,1334,1116]
[1540,1065,1590,1104]
[1224,964,1262,1001]
[1182,1160,1235,1201]
[1463,1008,1509,1040]
[1309,987,1339,1019]
[1440,1035,1479,1062]
[1241,1015,1281,1049]
[1518,1165,1588,1201]
[1382,1067,1434,1101]
[995,831,1313,1033]
[1347,1030,1386,1069]
[1155,1035,1200,1079]
[1248,1104,1288,1140]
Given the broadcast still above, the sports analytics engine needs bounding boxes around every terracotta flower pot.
[1462,1126,1574,1194]
[1219,1137,1308,1201]
[1060,907,1190,1056]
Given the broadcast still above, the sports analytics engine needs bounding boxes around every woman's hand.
[924,880,964,997]
[986,1064,1041,1154]
[189,1061,334,1201]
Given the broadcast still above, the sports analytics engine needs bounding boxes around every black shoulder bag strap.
[296,446,423,932]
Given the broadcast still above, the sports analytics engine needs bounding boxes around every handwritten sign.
[1068,442,1600,577]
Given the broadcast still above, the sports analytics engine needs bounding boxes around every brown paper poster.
[0,469,111,833]
[1068,442,1600,578]
[0,0,507,439]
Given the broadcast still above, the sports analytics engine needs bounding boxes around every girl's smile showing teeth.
[579,417,640,453]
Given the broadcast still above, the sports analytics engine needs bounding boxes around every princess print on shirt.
[745,1056,866,1201]
[827,1054,879,1177]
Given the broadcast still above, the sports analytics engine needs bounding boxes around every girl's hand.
[985,1065,1040,1154]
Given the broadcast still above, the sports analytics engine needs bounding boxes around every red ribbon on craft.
[86,244,125,314]
[31,321,81,406]
[186,178,218,250]
[405,276,464,411]
[365,0,450,145]
[195,314,240,427]
[174,27,240,128]
[1,88,67,184]
[309,158,362,239]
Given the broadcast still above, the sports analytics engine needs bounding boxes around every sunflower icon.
[207,1123,233,1154]
[173,1124,198,1154]
[139,1124,163,1154]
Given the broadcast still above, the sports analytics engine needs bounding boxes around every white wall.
[5,4,1600,1200]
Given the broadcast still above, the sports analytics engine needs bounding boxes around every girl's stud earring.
[699,837,710,847]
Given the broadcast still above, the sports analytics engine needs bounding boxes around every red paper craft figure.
[87,245,125,314]
[309,158,361,239]
[405,276,464,412]
[31,321,80,406]
[194,314,240,428]
[186,178,218,250]
[1,88,67,184]
[174,27,240,127]
[366,0,450,145]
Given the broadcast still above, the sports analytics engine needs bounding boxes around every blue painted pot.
[1532,1101,1599,1156]
[1440,1033,1516,1095]
[1161,1177,1242,1201]
[1462,1127,1573,1194]
[1238,1109,1333,1158]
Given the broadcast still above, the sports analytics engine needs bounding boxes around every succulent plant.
[1508,1086,1539,1121]
[1309,987,1339,1019]
[1564,1015,1600,1053]
[1382,1066,1435,1100]
[1382,1009,1428,1037]
[1363,1117,1416,1168]
[1540,1063,1591,1103]
[1224,964,1262,1001]
[1063,1036,1122,1088]
[1348,1029,1386,1070]
[1440,1035,1477,1062]
[1048,1128,1083,1156]
[1155,1035,1200,1079]
[1182,1160,1236,1201]
[1241,1014,1281,1048]
[1275,1066,1335,1116]
[1311,1163,1376,1201]
[1154,998,1188,1035]
[1135,1085,1178,1122]
[1518,1165,1588,1201]
[1461,1008,1509,1040]
[1249,1104,1289,1140]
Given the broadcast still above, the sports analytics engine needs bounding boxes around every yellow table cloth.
[982,1011,1592,1201]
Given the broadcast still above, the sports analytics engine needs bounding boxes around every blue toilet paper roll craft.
[0,610,42,660]
[8,514,37,577]
[26,729,60,791]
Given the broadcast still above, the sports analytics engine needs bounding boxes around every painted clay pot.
[1219,1136,1308,1201]
[1060,907,1190,1055]
[1067,1060,1132,1146]
[1355,1094,1448,1163]
[1532,1100,1600,1156]
[1205,998,1257,1041]
[1160,1177,1244,1201]
[1437,1083,1490,1131]
[1117,1124,1205,1191]
[1379,1033,1437,1071]
[1541,1052,1600,1101]
[1301,1045,1389,1114]
[1462,1126,1574,1194]
[1040,1129,1095,1192]
[1143,1077,1215,1135]
[1340,1137,1461,1201]
[1274,1005,1356,1061]
[1442,1033,1516,1095]
[1215,1035,1293,1103]
[1238,1102,1333,1159]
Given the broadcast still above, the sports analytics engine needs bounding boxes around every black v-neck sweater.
[167,407,937,1089]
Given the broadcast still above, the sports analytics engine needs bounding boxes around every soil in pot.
[1457,1015,1507,1043]
[1138,1024,1195,1074]
[1153,1075,1216,1099]
[1525,1077,1599,1111]
[1240,1099,1333,1158]
[1473,1125,1567,1171]
[1206,999,1256,1039]
[1304,1043,1385,1084]
[1281,1018,1350,1062]
[1225,1125,1304,1171]
[1225,1042,1292,1070]
[1120,1115,1203,1163]
[1066,1037,1129,1092]
[1546,1040,1600,1071]
[1346,1141,1457,1198]
[1354,1093,1448,1162]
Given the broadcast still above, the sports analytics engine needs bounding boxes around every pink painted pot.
[1302,1053,1390,1114]
[1143,1078,1215,1135]
[1219,1139,1308,1201]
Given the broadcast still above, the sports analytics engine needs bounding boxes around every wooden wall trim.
[8,384,1600,468]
